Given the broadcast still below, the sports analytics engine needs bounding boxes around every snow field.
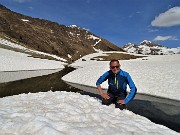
[0,91,178,135]
[0,39,179,134]
[62,53,180,101]
[0,48,65,71]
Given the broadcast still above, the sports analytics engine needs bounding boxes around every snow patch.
[0,48,65,71]
[140,40,152,45]
[21,19,30,22]
[69,25,78,28]
[68,54,72,58]
[0,37,67,61]
[87,34,100,40]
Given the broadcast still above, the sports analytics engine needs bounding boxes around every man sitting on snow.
[96,59,137,110]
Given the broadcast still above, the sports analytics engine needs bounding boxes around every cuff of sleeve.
[96,82,100,86]
[124,98,129,104]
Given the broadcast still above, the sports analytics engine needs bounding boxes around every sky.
[0,0,180,48]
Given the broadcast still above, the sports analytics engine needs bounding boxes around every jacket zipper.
[114,74,118,89]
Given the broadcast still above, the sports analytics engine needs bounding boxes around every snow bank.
[62,53,180,101]
[0,37,67,61]
[0,48,65,71]
[0,91,178,135]
[0,47,66,82]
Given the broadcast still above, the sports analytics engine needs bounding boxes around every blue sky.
[0,0,180,48]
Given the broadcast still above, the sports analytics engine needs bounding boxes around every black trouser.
[102,93,126,110]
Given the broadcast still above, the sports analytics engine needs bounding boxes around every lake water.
[0,67,81,97]
[0,66,179,132]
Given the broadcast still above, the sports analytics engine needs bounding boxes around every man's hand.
[100,93,110,99]
[117,100,125,105]
[97,85,110,99]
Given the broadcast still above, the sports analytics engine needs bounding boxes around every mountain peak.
[140,40,151,45]
[123,41,180,55]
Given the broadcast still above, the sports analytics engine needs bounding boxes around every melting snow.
[0,91,178,135]
[0,38,179,134]
[21,19,30,22]
[87,35,100,40]
[0,37,67,61]
[62,52,180,101]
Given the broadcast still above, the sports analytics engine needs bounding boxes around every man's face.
[110,61,120,74]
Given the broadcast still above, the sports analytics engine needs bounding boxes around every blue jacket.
[96,69,137,104]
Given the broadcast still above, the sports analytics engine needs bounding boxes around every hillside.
[0,4,123,62]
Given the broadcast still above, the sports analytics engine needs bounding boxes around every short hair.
[109,59,119,66]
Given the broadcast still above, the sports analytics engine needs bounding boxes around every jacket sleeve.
[124,73,137,104]
[96,71,110,86]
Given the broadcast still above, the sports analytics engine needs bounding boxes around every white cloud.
[148,29,159,32]
[136,11,141,14]
[28,6,33,10]
[129,11,141,18]
[13,0,31,3]
[151,7,180,27]
[153,36,178,41]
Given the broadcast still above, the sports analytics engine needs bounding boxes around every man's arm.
[96,71,110,99]
[124,73,137,104]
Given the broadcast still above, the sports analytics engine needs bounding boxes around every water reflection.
[0,66,81,97]
[128,99,180,132]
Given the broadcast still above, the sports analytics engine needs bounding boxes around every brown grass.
[93,53,146,61]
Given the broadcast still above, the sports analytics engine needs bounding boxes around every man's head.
[109,59,120,74]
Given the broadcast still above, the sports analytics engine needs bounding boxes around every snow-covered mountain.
[123,40,180,55]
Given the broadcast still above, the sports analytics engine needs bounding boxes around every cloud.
[128,11,141,18]
[28,6,33,10]
[148,29,159,32]
[151,7,180,27]
[153,36,178,41]
[13,0,31,3]
[136,11,141,14]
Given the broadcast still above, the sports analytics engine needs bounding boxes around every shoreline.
[0,68,63,83]
[65,81,180,132]
[65,80,180,104]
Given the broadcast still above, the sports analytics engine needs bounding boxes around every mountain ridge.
[123,40,180,55]
[0,4,123,62]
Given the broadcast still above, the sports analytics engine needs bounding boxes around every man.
[96,59,137,110]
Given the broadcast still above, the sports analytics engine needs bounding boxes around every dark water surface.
[0,66,179,132]
[0,67,81,97]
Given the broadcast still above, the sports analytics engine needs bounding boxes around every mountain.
[123,40,180,55]
[0,4,123,62]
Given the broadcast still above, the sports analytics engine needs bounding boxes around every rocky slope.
[123,40,180,55]
[0,4,123,62]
